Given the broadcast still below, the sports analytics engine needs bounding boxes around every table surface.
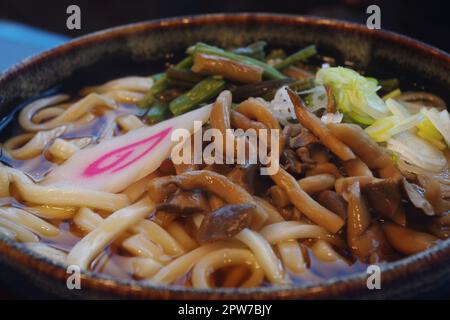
[0,21,68,72]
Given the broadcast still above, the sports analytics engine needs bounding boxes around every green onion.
[274,45,317,70]
[382,88,401,101]
[188,43,285,80]
[169,76,226,116]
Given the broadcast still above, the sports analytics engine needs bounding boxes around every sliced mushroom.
[401,178,435,216]
[147,175,178,203]
[295,147,316,164]
[149,170,269,229]
[156,189,210,215]
[287,89,355,161]
[343,181,371,240]
[197,204,253,243]
[316,190,347,219]
[226,163,258,194]
[290,128,319,149]
[422,177,450,214]
[351,223,396,263]
[280,149,303,175]
[343,181,394,262]
[382,222,439,255]
[362,178,406,226]
[306,162,341,178]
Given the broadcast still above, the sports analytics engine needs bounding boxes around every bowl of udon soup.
[0,14,449,299]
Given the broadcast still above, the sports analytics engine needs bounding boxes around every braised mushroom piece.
[197,204,254,243]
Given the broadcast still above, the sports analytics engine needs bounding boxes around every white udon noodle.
[0,75,354,289]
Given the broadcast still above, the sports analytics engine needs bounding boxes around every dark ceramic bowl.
[0,13,449,299]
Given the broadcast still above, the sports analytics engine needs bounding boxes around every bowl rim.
[0,13,449,299]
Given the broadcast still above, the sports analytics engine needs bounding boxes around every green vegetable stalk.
[188,43,285,80]
[139,56,193,108]
[169,76,226,116]
[274,45,317,70]
[146,101,169,124]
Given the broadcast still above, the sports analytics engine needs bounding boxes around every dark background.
[0,0,449,52]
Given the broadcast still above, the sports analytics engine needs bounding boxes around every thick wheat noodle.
[103,90,145,103]
[0,167,129,211]
[122,233,169,263]
[234,228,287,285]
[209,90,251,160]
[121,257,163,278]
[344,158,374,177]
[269,173,336,208]
[73,206,185,258]
[32,106,66,123]
[0,226,16,239]
[25,243,67,264]
[271,168,344,233]
[19,93,117,131]
[191,248,264,288]
[28,205,76,220]
[166,221,199,251]
[67,198,154,269]
[277,240,307,274]
[253,196,284,224]
[287,89,355,161]
[81,76,154,95]
[260,221,329,243]
[230,110,267,131]
[3,126,66,160]
[235,98,285,152]
[327,123,400,178]
[149,242,241,285]
[0,207,59,237]
[0,216,38,242]
[116,114,144,132]
[311,240,346,263]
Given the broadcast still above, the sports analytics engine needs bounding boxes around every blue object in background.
[0,21,69,72]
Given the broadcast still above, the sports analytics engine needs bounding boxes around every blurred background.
[0,0,448,71]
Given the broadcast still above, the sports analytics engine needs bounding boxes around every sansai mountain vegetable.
[140,56,193,108]
[188,42,286,80]
[274,45,317,70]
[169,76,226,116]
[232,41,267,61]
